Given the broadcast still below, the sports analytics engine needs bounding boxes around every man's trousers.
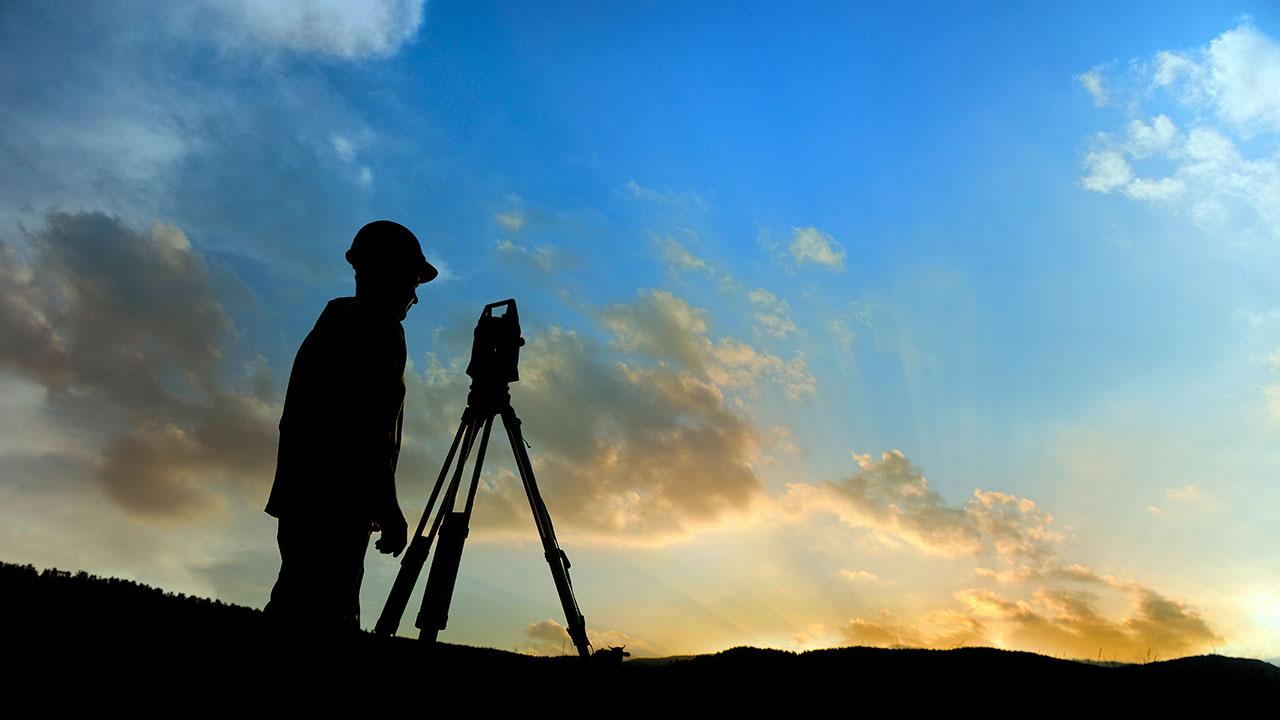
[263,515,372,643]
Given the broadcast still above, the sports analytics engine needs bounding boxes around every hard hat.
[345,220,438,284]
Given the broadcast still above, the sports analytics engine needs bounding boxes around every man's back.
[266,296,407,525]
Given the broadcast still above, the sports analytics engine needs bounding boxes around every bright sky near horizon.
[2,1,1279,661]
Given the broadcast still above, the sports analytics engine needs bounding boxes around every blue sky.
[2,1,1279,660]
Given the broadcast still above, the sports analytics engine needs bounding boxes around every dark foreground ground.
[3,561,1276,709]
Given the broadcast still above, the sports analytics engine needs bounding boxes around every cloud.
[656,238,805,340]
[493,194,526,232]
[788,227,846,271]
[783,447,1222,660]
[783,450,1060,564]
[496,211,525,232]
[842,608,988,649]
[1154,23,1280,136]
[747,288,798,339]
[0,2,410,279]
[517,618,659,657]
[1147,484,1208,516]
[623,179,709,214]
[495,239,563,276]
[1164,484,1203,502]
[599,289,815,398]
[1079,23,1280,241]
[1081,151,1133,193]
[1125,115,1179,158]
[838,569,888,584]
[1122,176,1185,202]
[657,236,715,276]
[826,301,888,367]
[1078,68,1108,107]
[165,79,391,275]
[1262,351,1280,423]
[843,613,927,648]
[0,212,277,521]
[330,133,374,188]
[843,583,1221,660]
[398,292,811,544]
[952,585,1222,661]
[191,0,425,59]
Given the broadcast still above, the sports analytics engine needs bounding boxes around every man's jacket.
[265,297,406,524]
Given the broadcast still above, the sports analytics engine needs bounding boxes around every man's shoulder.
[317,296,360,321]
[315,297,390,331]
[309,297,405,352]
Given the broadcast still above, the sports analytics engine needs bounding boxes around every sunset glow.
[2,1,1278,663]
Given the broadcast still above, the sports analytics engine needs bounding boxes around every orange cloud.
[399,290,813,545]
[781,450,1057,563]
[841,608,989,650]
[785,448,1224,660]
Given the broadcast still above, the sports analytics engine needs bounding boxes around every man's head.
[347,220,437,320]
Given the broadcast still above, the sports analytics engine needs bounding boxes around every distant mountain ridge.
[3,560,1277,705]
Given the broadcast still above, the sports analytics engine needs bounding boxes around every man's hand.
[374,508,408,557]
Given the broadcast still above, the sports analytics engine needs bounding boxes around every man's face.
[391,273,420,320]
[356,265,424,320]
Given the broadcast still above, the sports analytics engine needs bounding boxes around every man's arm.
[345,323,408,556]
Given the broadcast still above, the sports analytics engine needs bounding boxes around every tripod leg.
[375,408,473,636]
[499,406,592,658]
[416,413,495,642]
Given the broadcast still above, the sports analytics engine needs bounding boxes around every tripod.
[374,300,591,658]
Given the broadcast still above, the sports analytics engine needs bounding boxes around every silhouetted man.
[263,220,437,643]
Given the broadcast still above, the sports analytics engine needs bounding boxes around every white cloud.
[496,210,525,232]
[1154,24,1280,136]
[1154,49,1203,90]
[1078,68,1108,107]
[495,238,561,275]
[0,3,398,274]
[332,134,357,162]
[199,0,425,59]
[1122,176,1184,201]
[494,194,526,232]
[331,134,377,189]
[1266,381,1280,423]
[1165,484,1204,502]
[624,179,709,213]
[1081,151,1132,192]
[1125,115,1178,158]
[747,288,798,339]
[1079,24,1280,241]
[826,301,881,361]
[789,227,846,270]
[658,236,714,275]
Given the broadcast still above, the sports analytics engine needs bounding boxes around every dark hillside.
[3,561,1275,707]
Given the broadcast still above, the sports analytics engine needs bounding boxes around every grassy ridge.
[3,560,1276,705]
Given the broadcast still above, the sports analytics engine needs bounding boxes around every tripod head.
[465,299,525,413]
